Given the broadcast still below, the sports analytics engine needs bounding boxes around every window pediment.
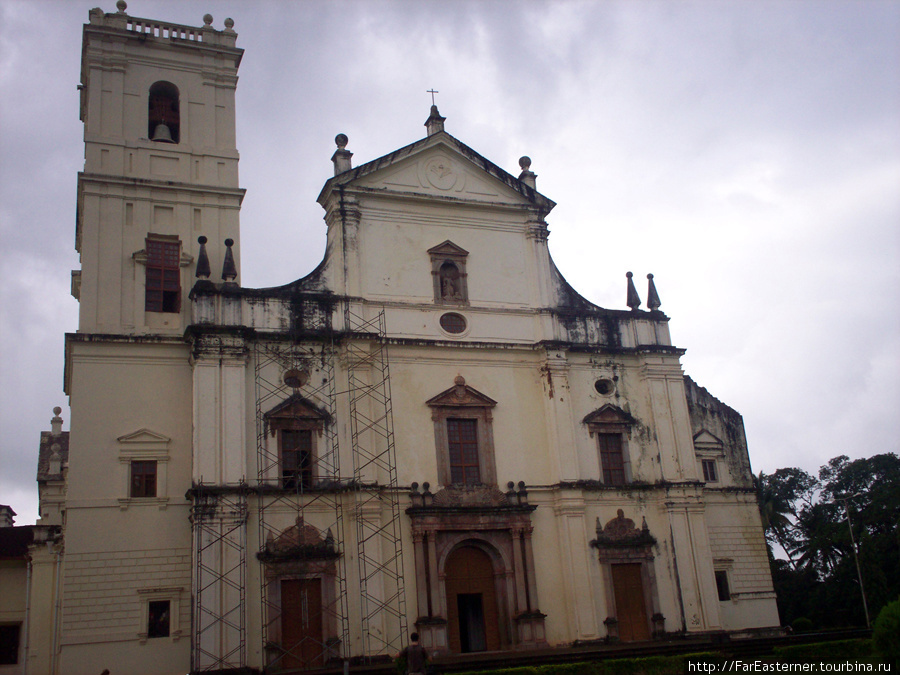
[117,428,171,447]
[693,429,724,450]
[265,395,329,422]
[427,240,469,259]
[582,403,637,427]
[426,376,497,410]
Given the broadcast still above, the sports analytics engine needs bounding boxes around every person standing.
[399,632,429,675]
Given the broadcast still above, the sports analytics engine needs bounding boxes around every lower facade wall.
[59,547,191,675]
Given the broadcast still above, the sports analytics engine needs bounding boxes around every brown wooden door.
[445,546,501,652]
[281,578,323,669]
[611,563,650,642]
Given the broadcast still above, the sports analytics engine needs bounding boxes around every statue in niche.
[440,261,462,301]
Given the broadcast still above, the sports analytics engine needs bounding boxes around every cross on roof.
[427,89,439,105]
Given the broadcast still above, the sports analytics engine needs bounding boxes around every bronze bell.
[151,123,174,143]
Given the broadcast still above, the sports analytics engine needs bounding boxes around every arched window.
[148,81,179,144]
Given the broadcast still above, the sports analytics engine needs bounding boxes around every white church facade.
[26,4,779,674]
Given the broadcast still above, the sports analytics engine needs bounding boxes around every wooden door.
[611,563,650,642]
[281,578,323,669]
[445,546,501,652]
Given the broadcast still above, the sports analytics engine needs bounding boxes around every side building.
[51,4,780,674]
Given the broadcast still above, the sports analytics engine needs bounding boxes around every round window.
[594,378,615,396]
[439,312,467,334]
[283,369,309,389]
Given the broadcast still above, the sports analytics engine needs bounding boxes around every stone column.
[665,487,722,632]
[511,527,527,614]
[542,349,579,482]
[413,530,429,619]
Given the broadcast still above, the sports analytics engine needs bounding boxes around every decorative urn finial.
[332,133,353,175]
[222,238,237,282]
[647,273,661,311]
[626,272,642,310]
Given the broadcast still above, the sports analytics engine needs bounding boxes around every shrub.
[791,617,813,633]
[773,639,871,662]
[872,597,900,667]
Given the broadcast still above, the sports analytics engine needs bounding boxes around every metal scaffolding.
[190,485,248,672]
[345,308,409,661]
[253,340,350,670]
[191,308,407,670]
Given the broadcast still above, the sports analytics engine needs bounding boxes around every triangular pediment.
[264,395,328,421]
[318,132,556,211]
[693,429,724,447]
[427,240,469,258]
[426,378,497,408]
[582,404,636,426]
[117,428,170,445]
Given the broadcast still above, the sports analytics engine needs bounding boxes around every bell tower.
[74,1,244,335]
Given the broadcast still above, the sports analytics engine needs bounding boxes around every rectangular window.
[131,460,157,498]
[715,570,731,601]
[702,459,718,482]
[447,418,480,485]
[148,600,171,638]
[145,236,180,312]
[281,430,313,489]
[598,434,626,486]
[0,624,20,665]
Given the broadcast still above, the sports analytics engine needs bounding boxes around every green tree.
[763,453,899,628]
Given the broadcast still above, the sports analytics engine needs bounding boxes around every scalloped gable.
[318,131,556,211]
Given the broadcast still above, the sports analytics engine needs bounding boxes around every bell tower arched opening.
[148,81,180,143]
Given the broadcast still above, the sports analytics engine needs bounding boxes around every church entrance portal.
[281,578,323,669]
[611,563,650,642]
[445,546,501,653]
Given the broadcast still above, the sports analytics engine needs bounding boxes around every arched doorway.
[445,545,502,653]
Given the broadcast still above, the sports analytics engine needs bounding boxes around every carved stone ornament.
[259,516,337,562]
[431,485,511,508]
[422,156,459,190]
[591,509,656,549]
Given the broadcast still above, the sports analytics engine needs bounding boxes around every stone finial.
[195,236,211,280]
[331,134,353,175]
[224,17,235,31]
[203,13,213,26]
[626,272,641,310]
[425,105,446,136]
[647,273,661,311]
[453,374,466,387]
[518,156,536,189]
[51,407,63,436]
[116,0,127,13]
[222,239,237,282]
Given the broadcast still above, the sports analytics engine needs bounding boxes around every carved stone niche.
[590,510,665,641]
[406,482,546,654]
[428,240,469,305]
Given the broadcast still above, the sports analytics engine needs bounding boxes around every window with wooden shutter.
[145,236,181,313]
[447,418,480,485]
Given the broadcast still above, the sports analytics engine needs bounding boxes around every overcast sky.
[1,0,898,525]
